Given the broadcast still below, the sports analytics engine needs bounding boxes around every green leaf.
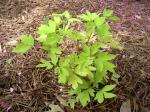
[50,47,62,54]
[38,24,55,34]
[58,67,70,84]
[86,11,99,20]
[95,91,104,103]
[108,41,123,50]
[44,34,61,46]
[96,23,112,42]
[94,70,107,84]
[78,79,90,89]
[94,58,103,72]
[63,11,71,19]
[94,17,105,27]
[69,18,80,22]
[94,52,116,83]
[50,53,59,65]
[86,21,95,36]
[90,13,99,20]
[96,52,116,61]
[64,22,71,31]
[68,99,76,109]
[68,89,81,96]
[103,61,115,72]
[13,35,34,53]
[48,20,56,31]
[75,66,88,77]
[111,71,120,83]
[77,90,90,107]
[107,16,120,21]
[68,31,86,41]
[95,88,116,104]
[90,42,101,55]
[36,59,53,69]
[82,45,91,56]
[51,13,63,17]
[36,34,47,42]
[103,9,113,17]
[103,92,116,98]
[79,14,91,21]
[68,74,83,89]
[89,66,96,71]
[59,57,70,67]
[87,88,95,97]
[54,16,61,25]
[102,84,116,92]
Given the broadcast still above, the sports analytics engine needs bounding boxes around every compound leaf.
[68,74,83,89]
[77,90,90,107]
[36,59,53,69]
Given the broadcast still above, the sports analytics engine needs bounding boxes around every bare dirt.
[0,0,150,112]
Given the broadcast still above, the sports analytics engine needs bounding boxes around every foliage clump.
[13,9,122,108]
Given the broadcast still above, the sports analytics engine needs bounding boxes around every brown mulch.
[0,0,150,112]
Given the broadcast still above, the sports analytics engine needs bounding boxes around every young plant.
[13,9,122,108]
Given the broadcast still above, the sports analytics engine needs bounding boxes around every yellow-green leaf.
[13,35,34,53]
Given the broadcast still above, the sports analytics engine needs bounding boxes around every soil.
[0,0,150,112]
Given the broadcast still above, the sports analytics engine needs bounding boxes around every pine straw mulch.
[0,0,150,112]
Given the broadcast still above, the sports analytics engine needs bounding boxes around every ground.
[0,0,150,112]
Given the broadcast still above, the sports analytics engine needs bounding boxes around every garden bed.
[0,0,150,111]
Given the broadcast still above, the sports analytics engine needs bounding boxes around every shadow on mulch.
[0,0,150,112]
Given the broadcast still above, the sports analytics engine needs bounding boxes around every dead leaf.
[45,102,64,112]
[133,98,139,112]
[56,95,68,106]
[120,100,131,112]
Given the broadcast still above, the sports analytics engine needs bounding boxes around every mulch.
[0,0,150,111]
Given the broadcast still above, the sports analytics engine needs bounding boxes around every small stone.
[10,88,14,93]
[122,55,126,58]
